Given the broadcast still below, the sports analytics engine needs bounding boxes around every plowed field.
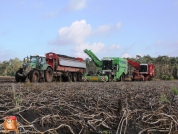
[0,76,15,83]
[0,81,178,134]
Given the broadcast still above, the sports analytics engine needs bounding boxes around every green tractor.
[83,49,128,82]
[15,55,53,82]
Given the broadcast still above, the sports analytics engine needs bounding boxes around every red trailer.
[46,52,86,82]
[127,59,154,81]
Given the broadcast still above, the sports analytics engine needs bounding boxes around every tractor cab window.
[102,60,113,70]
[30,57,37,63]
[40,57,46,64]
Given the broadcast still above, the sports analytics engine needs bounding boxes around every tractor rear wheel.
[29,70,39,82]
[68,73,72,82]
[72,73,77,82]
[45,67,53,82]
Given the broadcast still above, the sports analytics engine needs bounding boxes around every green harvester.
[83,49,128,82]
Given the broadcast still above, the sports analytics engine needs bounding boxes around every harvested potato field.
[0,81,178,134]
[0,76,15,83]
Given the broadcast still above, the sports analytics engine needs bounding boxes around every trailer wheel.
[72,73,77,82]
[29,70,39,82]
[45,67,53,82]
[77,73,82,82]
[68,73,72,82]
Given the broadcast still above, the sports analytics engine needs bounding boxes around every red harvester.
[127,59,154,81]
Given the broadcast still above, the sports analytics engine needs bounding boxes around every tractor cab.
[29,55,46,64]
[102,60,113,70]
[25,55,46,69]
[19,55,46,77]
[101,58,114,76]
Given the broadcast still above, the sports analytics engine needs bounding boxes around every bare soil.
[0,81,178,134]
[0,76,15,83]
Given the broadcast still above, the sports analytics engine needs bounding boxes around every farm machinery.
[127,59,154,81]
[15,52,86,82]
[83,49,128,82]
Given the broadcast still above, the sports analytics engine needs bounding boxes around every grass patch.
[172,87,178,95]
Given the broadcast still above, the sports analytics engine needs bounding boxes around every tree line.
[0,55,178,80]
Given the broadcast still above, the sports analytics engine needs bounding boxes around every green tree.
[0,61,9,76]
[8,58,23,76]
[0,58,22,76]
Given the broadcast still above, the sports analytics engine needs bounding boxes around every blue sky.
[0,0,178,62]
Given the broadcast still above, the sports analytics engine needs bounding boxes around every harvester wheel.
[45,67,53,82]
[29,70,39,82]
[72,73,77,82]
[120,74,124,82]
[108,73,112,82]
[68,73,72,82]
[77,73,82,82]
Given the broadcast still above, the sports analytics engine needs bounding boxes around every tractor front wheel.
[15,70,21,82]
[29,70,39,82]
[15,69,26,82]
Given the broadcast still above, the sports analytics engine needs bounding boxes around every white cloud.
[53,20,92,45]
[110,44,120,50]
[68,0,87,11]
[50,20,122,59]
[122,53,131,58]
[94,22,122,35]
[75,42,105,52]
[95,25,111,33]
[73,43,122,59]
[116,22,122,29]
[122,53,144,59]
[43,0,87,19]
[51,20,122,45]
[74,42,105,58]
